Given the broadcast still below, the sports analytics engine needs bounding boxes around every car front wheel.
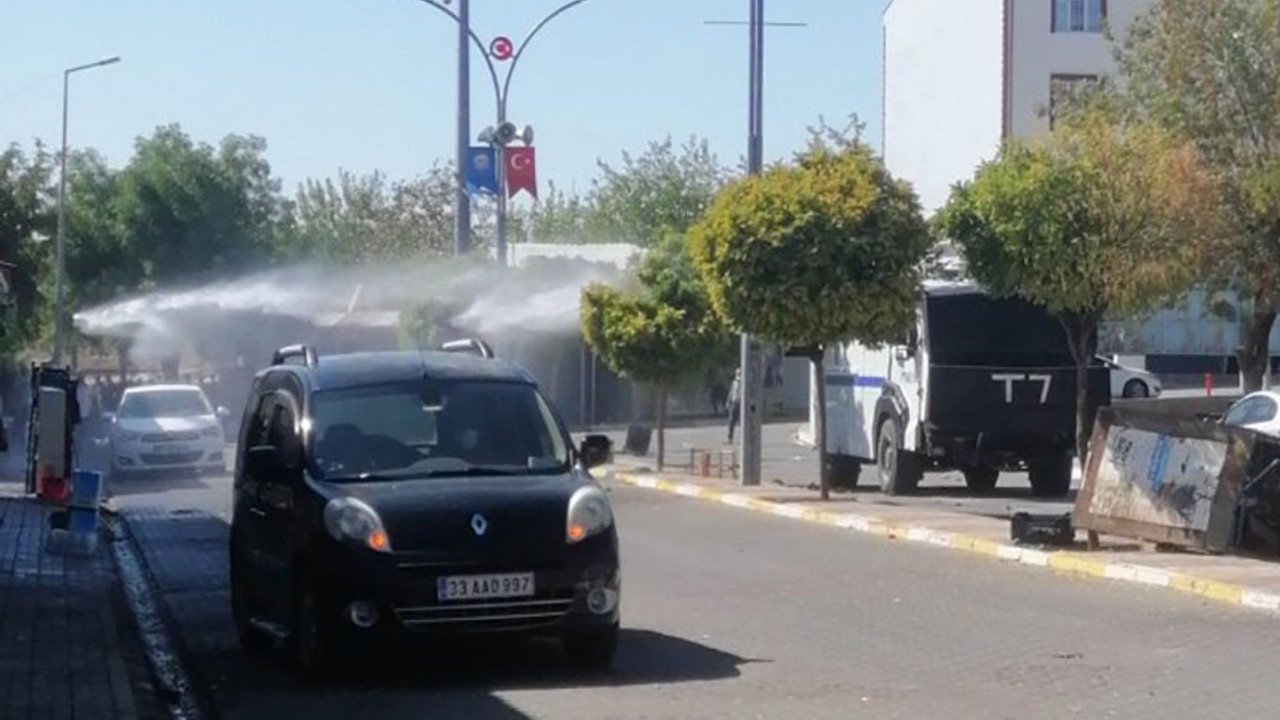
[1122,379,1149,398]
[563,622,619,672]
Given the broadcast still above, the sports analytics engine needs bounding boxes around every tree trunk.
[1238,301,1277,393]
[656,386,668,472]
[1060,313,1099,473]
[810,346,829,501]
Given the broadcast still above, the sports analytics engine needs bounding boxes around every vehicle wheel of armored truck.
[825,454,862,490]
[1028,452,1073,498]
[876,416,922,495]
[961,465,999,493]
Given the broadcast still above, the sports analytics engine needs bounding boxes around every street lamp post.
[53,55,120,366]
[413,0,595,266]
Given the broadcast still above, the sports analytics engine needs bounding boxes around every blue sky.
[1,0,882,198]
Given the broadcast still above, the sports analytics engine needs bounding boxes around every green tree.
[1115,0,1280,390]
[112,125,283,286]
[0,143,55,356]
[688,128,932,499]
[588,136,729,247]
[937,108,1222,469]
[286,165,457,264]
[64,149,141,310]
[580,232,731,470]
[524,182,607,244]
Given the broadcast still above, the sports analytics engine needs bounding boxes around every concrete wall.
[883,0,1005,214]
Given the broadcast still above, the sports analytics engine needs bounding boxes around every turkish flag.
[506,146,537,199]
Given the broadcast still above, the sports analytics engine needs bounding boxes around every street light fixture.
[410,0,596,266]
[53,55,121,366]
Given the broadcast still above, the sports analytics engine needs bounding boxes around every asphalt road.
[97,463,1280,720]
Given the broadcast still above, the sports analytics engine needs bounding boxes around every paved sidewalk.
[0,497,167,720]
[601,460,1280,615]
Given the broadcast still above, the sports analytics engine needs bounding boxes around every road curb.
[608,470,1280,615]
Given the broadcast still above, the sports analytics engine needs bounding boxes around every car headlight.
[115,430,141,443]
[323,497,391,553]
[200,426,222,438]
[566,486,613,544]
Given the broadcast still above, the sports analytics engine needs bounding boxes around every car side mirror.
[247,445,286,478]
[579,434,613,469]
[103,412,116,424]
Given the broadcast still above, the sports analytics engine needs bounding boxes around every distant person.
[726,368,742,443]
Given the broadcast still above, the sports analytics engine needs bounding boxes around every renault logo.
[470,513,488,536]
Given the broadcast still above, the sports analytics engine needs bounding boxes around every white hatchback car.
[108,384,229,477]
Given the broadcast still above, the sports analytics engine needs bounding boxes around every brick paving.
[0,497,167,720]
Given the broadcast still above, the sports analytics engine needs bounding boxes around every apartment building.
[882,0,1151,214]
[882,0,1280,376]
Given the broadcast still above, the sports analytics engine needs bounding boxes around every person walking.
[726,368,742,443]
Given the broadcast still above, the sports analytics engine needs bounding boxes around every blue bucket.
[67,506,99,535]
[69,470,102,510]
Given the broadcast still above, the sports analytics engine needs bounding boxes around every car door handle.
[249,507,267,518]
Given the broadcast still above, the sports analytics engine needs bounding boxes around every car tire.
[292,582,341,682]
[563,622,619,672]
[230,554,268,654]
[876,417,921,496]
[1029,453,1073,498]
[962,465,999,493]
[1122,379,1149,398]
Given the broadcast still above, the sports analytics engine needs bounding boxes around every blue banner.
[464,146,498,195]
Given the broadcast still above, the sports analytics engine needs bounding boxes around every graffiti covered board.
[1075,406,1257,553]
[1087,426,1227,533]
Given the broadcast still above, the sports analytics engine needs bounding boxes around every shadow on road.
[123,507,756,719]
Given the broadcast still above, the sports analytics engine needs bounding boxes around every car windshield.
[117,389,212,419]
[308,379,571,481]
[1223,396,1278,427]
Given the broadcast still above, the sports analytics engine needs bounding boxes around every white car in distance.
[107,384,229,478]
[1096,355,1163,399]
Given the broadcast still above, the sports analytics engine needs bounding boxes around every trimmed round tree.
[688,142,932,499]
[937,108,1221,474]
[580,233,733,470]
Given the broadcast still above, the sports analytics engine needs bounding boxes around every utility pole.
[739,0,765,487]
[705,5,802,487]
[53,56,120,366]
[453,0,472,256]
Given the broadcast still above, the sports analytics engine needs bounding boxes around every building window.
[1052,0,1106,33]
[1049,73,1099,128]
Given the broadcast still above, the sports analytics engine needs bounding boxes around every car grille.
[394,595,575,631]
[141,430,201,443]
[139,451,204,465]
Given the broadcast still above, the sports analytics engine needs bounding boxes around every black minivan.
[229,342,619,679]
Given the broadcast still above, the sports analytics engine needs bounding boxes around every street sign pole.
[739,0,765,487]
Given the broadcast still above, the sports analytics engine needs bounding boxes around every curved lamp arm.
[410,0,503,110]
[501,0,596,113]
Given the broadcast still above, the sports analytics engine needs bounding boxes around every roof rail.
[440,338,495,359]
[272,344,318,367]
